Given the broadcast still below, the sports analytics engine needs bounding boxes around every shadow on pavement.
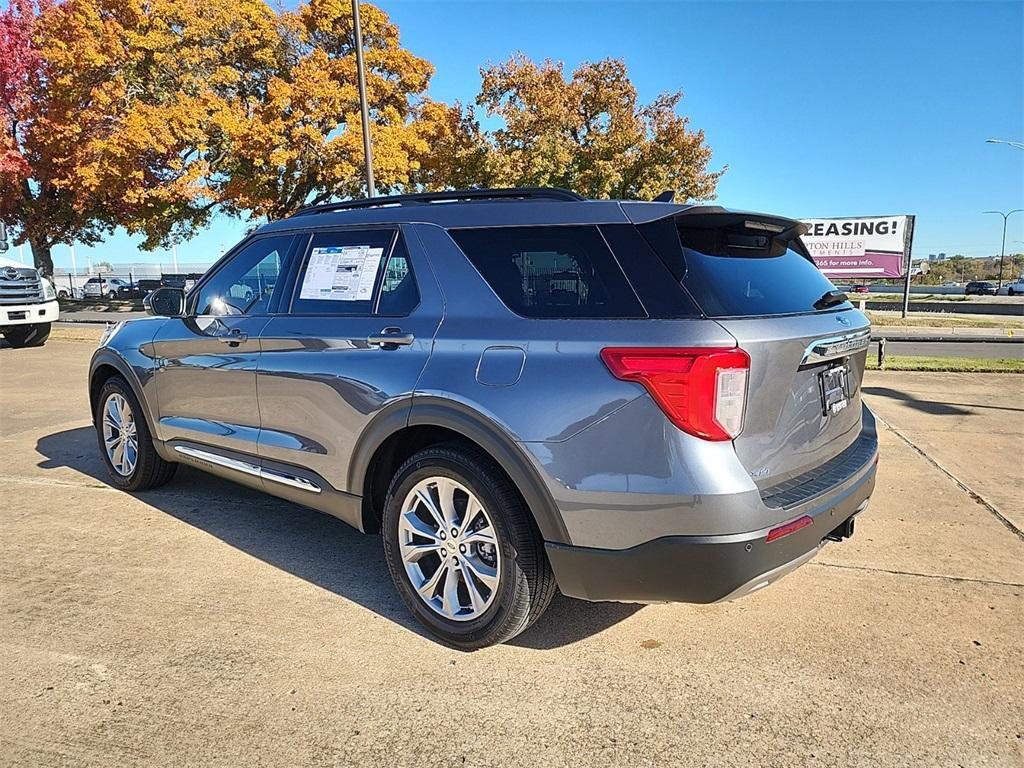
[864,385,1024,415]
[35,426,642,650]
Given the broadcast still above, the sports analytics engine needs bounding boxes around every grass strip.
[867,355,1024,373]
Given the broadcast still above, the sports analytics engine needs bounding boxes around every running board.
[173,445,322,494]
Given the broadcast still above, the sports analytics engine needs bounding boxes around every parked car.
[965,281,997,296]
[136,279,162,296]
[1001,278,1024,297]
[89,188,878,648]
[55,284,83,299]
[0,256,59,347]
[113,279,161,300]
[160,273,203,292]
[83,276,130,299]
[848,284,870,293]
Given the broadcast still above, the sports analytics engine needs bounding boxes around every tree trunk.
[29,236,54,277]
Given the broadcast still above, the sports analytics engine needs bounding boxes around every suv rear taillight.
[600,347,750,441]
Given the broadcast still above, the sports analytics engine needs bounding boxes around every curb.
[871,335,1022,344]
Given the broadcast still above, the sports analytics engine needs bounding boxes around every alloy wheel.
[397,477,501,622]
[102,393,138,476]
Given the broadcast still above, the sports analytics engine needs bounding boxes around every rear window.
[448,226,645,319]
[640,218,849,318]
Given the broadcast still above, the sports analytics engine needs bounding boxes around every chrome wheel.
[398,477,501,622]
[102,393,138,476]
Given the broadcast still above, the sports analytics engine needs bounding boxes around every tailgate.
[716,308,871,489]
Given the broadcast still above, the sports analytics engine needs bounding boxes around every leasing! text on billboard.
[801,215,915,279]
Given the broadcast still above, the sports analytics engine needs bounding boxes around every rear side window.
[448,226,645,318]
[290,229,396,315]
[640,218,848,318]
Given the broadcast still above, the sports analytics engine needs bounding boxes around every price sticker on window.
[299,246,384,302]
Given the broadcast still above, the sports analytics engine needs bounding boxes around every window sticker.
[299,246,385,302]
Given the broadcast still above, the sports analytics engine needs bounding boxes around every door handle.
[219,327,248,345]
[368,327,415,349]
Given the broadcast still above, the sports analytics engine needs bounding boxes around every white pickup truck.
[1002,278,1024,297]
[0,255,60,347]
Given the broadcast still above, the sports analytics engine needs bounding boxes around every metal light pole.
[985,138,1024,150]
[983,209,1023,288]
[352,0,376,197]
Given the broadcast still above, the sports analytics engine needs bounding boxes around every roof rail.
[290,187,585,217]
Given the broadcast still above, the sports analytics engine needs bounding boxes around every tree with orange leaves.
[414,54,724,203]
[1,0,441,273]
[214,0,437,220]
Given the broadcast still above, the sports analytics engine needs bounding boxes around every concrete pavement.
[0,340,1022,767]
[863,370,1024,534]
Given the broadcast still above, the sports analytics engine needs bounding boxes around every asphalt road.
[1,339,1022,767]
[883,340,1023,359]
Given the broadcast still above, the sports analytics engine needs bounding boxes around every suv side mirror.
[144,286,185,317]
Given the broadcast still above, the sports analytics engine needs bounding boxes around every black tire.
[382,442,556,649]
[95,375,177,491]
[3,322,51,348]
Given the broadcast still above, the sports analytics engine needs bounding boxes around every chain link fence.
[52,265,210,300]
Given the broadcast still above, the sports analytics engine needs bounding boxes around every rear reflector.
[600,347,750,441]
[765,515,814,543]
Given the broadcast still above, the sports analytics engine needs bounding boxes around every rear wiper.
[813,289,849,310]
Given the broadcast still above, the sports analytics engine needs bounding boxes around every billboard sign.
[800,215,915,279]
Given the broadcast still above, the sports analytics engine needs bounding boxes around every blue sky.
[28,0,1024,270]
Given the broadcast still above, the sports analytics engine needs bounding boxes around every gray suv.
[89,188,877,648]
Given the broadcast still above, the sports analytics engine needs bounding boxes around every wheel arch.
[88,350,157,433]
[352,397,570,544]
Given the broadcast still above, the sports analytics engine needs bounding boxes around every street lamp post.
[983,209,1023,288]
[352,0,376,198]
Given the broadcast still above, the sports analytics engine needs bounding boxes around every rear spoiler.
[621,203,812,260]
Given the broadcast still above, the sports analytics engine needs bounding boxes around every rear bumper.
[546,456,876,604]
[1,300,58,327]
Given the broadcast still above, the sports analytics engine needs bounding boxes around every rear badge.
[750,467,771,480]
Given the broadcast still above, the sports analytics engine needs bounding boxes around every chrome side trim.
[801,330,871,366]
[174,444,262,478]
[260,467,323,494]
[173,445,321,494]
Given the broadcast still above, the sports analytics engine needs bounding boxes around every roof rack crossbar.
[291,187,584,217]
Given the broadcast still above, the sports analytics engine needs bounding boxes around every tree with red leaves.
[0,0,51,269]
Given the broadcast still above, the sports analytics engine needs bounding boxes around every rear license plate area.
[819,364,850,416]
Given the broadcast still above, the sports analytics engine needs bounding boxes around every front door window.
[194,236,291,316]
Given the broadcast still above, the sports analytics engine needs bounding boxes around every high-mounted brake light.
[600,347,750,441]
